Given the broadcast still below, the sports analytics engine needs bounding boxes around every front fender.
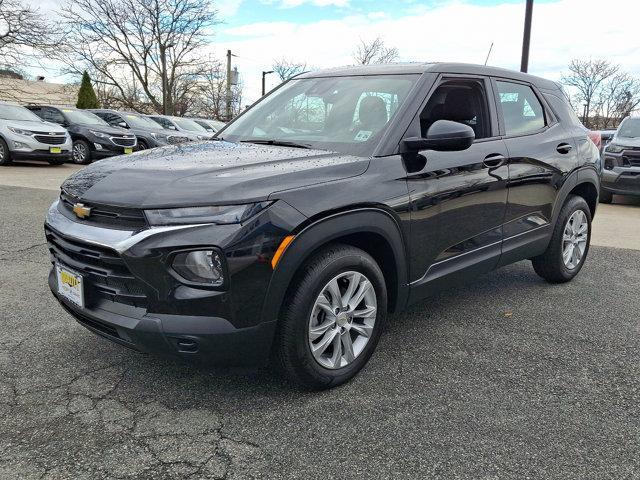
[260,207,410,326]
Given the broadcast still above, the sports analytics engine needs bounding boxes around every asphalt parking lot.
[1,163,639,479]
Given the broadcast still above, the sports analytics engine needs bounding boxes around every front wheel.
[273,244,387,390]
[72,140,91,165]
[0,137,12,166]
[532,194,592,283]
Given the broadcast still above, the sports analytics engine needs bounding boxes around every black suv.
[90,109,190,150]
[44,64,600,389]
[27,106,137,164]
[600,117,640,203]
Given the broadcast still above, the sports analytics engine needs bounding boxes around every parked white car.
[147,114,215,141]
[0,103,72,166]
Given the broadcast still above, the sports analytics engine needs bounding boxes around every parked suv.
[27,106,137,164]
[0,102,71,166]
[147,114,214,141]
[44,64,600,389]
[191,118,226,134]
[600,116,640,203]
[90,110,190,150]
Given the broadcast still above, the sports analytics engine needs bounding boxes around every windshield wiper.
[240,139,310,149]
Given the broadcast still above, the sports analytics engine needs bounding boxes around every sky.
[29,0,640,105]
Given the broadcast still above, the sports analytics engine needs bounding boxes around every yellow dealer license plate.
[56,264,84,308]
[124,147,133,154]
[50,147,62,154]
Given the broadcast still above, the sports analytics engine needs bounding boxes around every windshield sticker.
[354,130,372,142]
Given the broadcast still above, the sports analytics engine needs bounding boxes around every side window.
[44,108,65,124]
[28,107,44,119]
[155,117,175,130]
[419,79,491,140]
[496,81,546,136]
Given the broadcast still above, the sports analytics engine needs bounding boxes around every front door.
[406,77,509,303]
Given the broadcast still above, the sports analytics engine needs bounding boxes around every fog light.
[94,143,103,150]
[172,250,224,286]
[13,141,28,149]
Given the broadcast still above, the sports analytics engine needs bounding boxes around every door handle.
[557,143,573,154]
[483,154,506,168]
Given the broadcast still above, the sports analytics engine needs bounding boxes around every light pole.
[262,71,274,96]
[520,0,534,73]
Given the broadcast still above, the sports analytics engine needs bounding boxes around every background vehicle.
[600,116,640,203]
[147,114,214,141]
[599,129,617,150]
[27,106,137,164]
[191,118,226,134]
[90,109,190,150]
[0,102,71,166]
[45,63,600,389]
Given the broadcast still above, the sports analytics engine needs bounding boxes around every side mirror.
[402,120,475,153]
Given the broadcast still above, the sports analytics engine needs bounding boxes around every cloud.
[215,0,245,17]
[213,0,640,104]
[260,0,350,8]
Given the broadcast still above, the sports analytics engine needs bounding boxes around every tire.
[273,244,387,390]
[599,190,613,204]
[137,140,148,151]
[48,158,65,166]
[0,137,12,166]
[532,194,592,283]
[71,139,91,165]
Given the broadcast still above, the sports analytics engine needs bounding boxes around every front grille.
[60,191,147,230]
[168,135,189,144]
[622,155,640,167]
[111,136,136,147]
[46,226,148,309]
[34,134,66,145]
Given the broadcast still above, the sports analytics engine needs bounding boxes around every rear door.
[407,75,509,302]
[492,79,579,265]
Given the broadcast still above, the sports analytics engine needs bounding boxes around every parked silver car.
[147,114,214,141]
[0,103,72,166]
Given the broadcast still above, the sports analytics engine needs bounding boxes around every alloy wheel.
[562,210,588,269]
[308,271,377,369]
[0,142,5,161]
[72,143,87,164]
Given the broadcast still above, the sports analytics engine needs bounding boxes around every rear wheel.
[599,190,613,204]
[72,140,91,165]
[273,244,387,390]
[0,137,12,166]
[532,195,591,283]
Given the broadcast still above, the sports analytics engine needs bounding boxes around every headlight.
[150,132,169,142]
[171,249,225,286]
[89,130,110,139]
[144,202,272,226]
[606,143,625,153]
[8,127,32,136]
[197,135,205,140]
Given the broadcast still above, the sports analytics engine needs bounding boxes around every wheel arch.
[551,167,600,224]
[260,207,410,327]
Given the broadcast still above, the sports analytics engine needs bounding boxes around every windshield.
[221,74,419,156]
[0,104,43,122]
[617,118,640,139]
[62,109,109,126]
[173,117,207,132]
[124,113,163,129]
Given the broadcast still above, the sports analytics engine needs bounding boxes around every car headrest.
[358,96,388,130]
[443,89,476,122]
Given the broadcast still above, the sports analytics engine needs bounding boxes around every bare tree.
[56,0,218,115]
[272,58,307,82]
[353,37,399,65]
[0,0,52,66]
[185,59,243,119]
[594,73,640,128]
[561,59,618,128]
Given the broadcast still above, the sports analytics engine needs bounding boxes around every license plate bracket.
[56,264,84,308]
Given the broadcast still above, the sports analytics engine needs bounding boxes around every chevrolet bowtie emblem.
[72,203,92,219]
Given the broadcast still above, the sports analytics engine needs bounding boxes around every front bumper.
[44,199,305,366]
[601,166,640,196]
[6,131,72,159]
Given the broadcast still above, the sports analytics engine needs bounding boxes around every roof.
[298,62,559,90]
[0,78,77,107]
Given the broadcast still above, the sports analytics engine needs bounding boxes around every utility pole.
[160,43,167,115]
[262,71,274,96]
[520,0,534,73]
[226,49,232,121]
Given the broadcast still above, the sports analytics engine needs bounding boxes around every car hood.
[6,119,66,133]
[77,123,131,135]
[61,140,369,208]
[613,136,640,148]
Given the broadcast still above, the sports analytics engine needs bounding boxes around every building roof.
[0,77,78,107]
[299,62,560,90]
